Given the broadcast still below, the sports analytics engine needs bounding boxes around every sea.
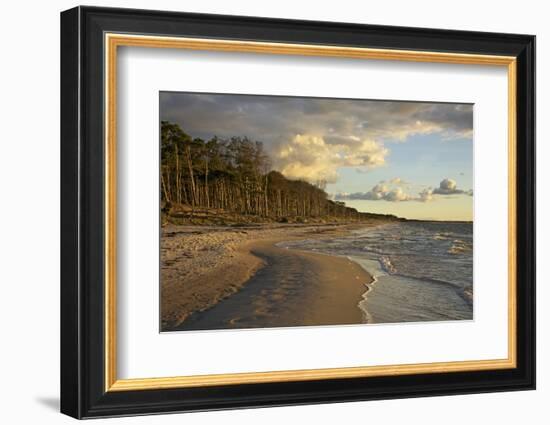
[277,221,473,324]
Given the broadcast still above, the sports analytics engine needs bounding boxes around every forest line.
[161,120,398,223]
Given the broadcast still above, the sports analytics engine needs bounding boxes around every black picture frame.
[61,5,536,419]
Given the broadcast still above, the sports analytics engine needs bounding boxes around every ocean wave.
[392,273,463,289]
[347,239,473,324]
[380,256,396,274]
[448,239,473,255]
[433,231,473,240]
[285,222,473,318]
[463,287,473,304]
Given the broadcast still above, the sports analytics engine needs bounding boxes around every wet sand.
[173,240,373,331]
[161,223,378,331]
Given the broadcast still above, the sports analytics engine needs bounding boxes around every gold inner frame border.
[104,33,517,392]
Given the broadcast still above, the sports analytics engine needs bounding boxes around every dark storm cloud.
[160,92,473,143]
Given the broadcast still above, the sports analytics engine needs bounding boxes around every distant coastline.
[405,218,473,224]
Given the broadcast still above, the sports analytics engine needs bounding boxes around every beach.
[279,221,474,324]
[161,223,377,331]
[162,219,473,331]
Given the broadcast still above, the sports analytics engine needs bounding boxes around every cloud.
[335,184,431,203]
[418,188,434,202]
[275,134,388,183]
[388,177,407,185]
[160,92,473,183]
[335,176,475,203]
[161,94,473,146]
[384,187,413,202]
[433,178,466,195]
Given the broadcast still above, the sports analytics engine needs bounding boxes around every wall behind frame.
[0,0,543,424]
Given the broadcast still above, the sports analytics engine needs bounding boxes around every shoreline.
[161,222,380,331]
[173,239,372,331]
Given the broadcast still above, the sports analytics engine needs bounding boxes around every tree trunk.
[185,144,196,207]
[264,174,269,217]
[160,169,170,202]
[204,158,210,208]
[174,144,181,204]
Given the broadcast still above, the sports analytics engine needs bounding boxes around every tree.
[160,121,382,222]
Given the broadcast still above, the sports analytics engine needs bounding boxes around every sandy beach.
[161,223,377,331]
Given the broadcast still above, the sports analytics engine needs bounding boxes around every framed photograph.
[60,6,535,419]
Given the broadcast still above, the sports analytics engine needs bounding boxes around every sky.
[160,92,473,221]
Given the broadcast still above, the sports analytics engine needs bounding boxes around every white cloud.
[433,178,466,195]
[365,183,389,200]
[335,184,426,202]
[274,134,388,183]
[384,187,413,202]
[418,188,434,202]
[388,177,407,185]
[335,177,473,203]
